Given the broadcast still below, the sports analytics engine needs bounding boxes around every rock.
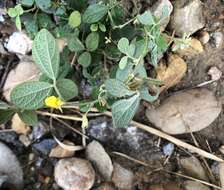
[219,163,224,189]
[98,182,116,190]
[86,141,113,181]
[219,145,224,154]
[49,140,75,158]
[3,56,40,101]
[183,181,210,190]
[29,122,49,141]
[19,134,31,147]
[169,0,205,37]
[151,0,173,31]
[0,142,23,189]
[210,32,223,48]
[156,54,187,92]
[11,114,30,135]
[5,31,32,55]
[32,139,57,155]
[112,163,134,190]
[180,157,208,181]
[149,182,182,190]
[173,38,203,57]
[146,88,221,134]
[208,66,222,81]
[198,31,210,45]
[163,143,174,156]
[54,158,95,190]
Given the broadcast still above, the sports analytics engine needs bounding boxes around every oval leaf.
[32,29,60,80]
[112,93,140,128]
[11,81,53,110]
[56,79,78,101]
[68,11,81,28]
[83,4,108,24]
[78,51,91,68]
[119,56,128,70]
[85,32,99,52]
[18,110,38,125]
[117,38,129,54]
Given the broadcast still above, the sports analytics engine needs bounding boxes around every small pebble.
[54,158,95,190]
[163,143,174,156]
[208,66,222,81]
[5,32,32,55]
[211,32,224,48]
[198,31,210,44]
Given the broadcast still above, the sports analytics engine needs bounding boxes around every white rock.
[169,0,205,36]
[0,142,23,189]
[5,32,32,55]
[151,0,173,31]
[208,66,222,81]
[54,158,95,190]
[86,140,113,181]
[3,56,40,101]
[146,88,221,134]
[163,143,174,156]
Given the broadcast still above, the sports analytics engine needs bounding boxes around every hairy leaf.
[85,32,99,52]
[78,51,91,68]
[112,93,140,128]
[69,11,81,28]
[32,29,60,80]
[68,36,85,52]
[105,79,135,98]
[11,81,53,110]
[0,110,15,125]
[83,4,108,24]
[56,79,78,101]
[119,56,128,70]
[18,110,38,125]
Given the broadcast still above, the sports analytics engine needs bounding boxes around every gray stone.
[184,180,210,190]
[211,32,223,48]
[151,0,173,31]
[86,141,113,181]
[169,0,205,36]
[0,142,23,189]
[112,163,134,190]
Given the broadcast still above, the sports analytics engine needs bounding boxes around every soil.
[0,0,224,190]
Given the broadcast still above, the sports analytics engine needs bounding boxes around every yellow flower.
[44,96,64,109]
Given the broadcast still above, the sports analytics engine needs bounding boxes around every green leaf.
[119,56,128,70]
[32,29,60,80]
[116,64,133,82]
[105,79,135,98]
[15,16,22,31]
[99,23,106,32]
[117,37,129,54]
[35,0,51,11]
[68,36,85,52]
[137,11,154,25]
[0,110,15,125]
[85,32,99,52]
[112,93,140,128]
[15,4,24,15]
[68,11,81,28]
[0,101,9,110]
[56,79,78,101]
[78,51,91,68]
[8,8,17,18]
[83,4,108,24]
[10,81,53,110]
[18,110,38,125]
[21,0,34,7]
[140,88,159,102]
[90,24,98,32]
